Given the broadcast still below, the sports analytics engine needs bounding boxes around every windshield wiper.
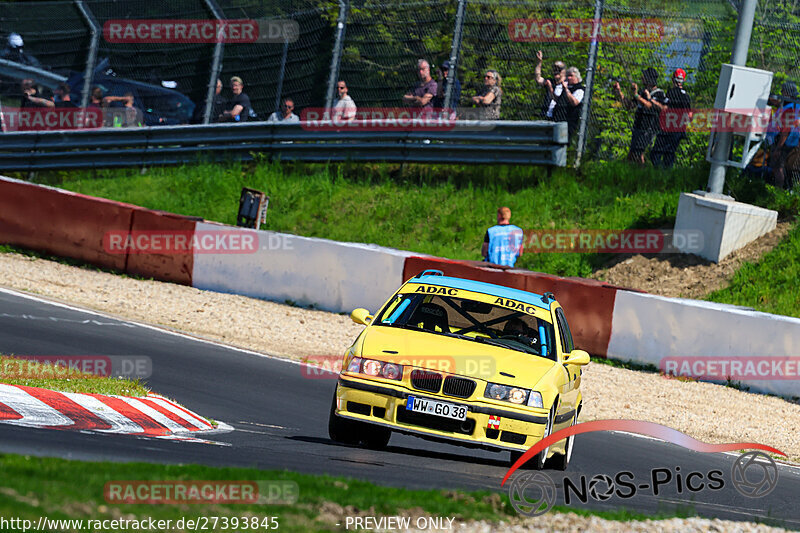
[472,336,539,355]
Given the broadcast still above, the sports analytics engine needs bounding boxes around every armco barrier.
[125,209,200,286]
[0,176,133,271]
[191,221,419,314]
[402,256,621,356]
[608,291,800,398]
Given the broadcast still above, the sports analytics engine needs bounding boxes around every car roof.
[407,274,552,310]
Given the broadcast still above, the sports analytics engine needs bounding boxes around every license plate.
[406,396,467,421]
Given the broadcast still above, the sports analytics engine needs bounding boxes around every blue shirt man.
[482,207,524,267]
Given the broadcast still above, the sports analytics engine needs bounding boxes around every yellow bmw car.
[328,269,590,469]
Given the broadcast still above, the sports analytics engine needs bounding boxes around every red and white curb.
[0,383,231,444]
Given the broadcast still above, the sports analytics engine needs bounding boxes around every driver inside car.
[502,317,539,348]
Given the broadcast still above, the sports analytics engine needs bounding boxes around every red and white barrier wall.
[191,221,417,314]
[2,176,798,398]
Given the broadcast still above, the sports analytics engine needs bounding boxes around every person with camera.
[20,79,54,109]
[614,67,665,165]
[650,68,692,169]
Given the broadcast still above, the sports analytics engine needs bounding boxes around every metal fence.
[2,0,800,167]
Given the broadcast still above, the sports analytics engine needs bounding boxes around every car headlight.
[485,382,529,405]
[527,391,544,408]
[346,357,403,381]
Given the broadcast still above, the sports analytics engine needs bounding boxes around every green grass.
[0,453,710,530]
[706,222,800,318]
[31,159,714,279]
[19,161,800,317]
[0,355,150,397]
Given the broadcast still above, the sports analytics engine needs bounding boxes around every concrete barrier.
[124,209,200,285]
[608,291,800,398]
[0,176,133,271]
[191,221,418,314]
[403,256,622,356]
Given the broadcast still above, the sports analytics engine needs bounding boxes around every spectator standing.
[210,78,227,122]
[221,76,252,122]
[651,69,692,169]
[54,83,77,108]
[2,33,41,68]
[432,60,461,113]
[403,59,437,110]
[613,67,666,164]
[471,69,502,119]
[88,87,103,108]
[534,51,566,117]
[103,92,141,127]
[766,81,800,189]
[267,98,300,123]
[550,67,584,140]
[332,80,357,122]
[20,79,53,108]
[481,207,524,267]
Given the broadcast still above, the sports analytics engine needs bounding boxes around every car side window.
[555,308,574,354]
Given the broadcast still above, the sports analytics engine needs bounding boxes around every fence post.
[202,0,225,124]
[443,0,467,112]
[74,0,100,110]
[574,0,605,168]
[273,38,290,114]
[325,0,350,112]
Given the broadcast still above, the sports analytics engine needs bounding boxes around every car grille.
[396,405,475,435]
[442,376,476,398]
[410,369,442,393]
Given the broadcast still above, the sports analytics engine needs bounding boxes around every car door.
[554,306,580,426]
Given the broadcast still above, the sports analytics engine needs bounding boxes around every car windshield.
[374,291,556,360]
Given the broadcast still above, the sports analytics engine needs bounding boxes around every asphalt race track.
[1,288,798,529]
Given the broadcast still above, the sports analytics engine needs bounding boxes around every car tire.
[550,406,579,471]
[508,403,555,469]
[359,424,391,450]
[327,391,360,445]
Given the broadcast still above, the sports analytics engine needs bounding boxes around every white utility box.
[714,64,773,115]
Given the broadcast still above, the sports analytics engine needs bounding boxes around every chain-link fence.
[2,0,800,166]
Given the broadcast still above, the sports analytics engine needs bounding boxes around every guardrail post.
[324,0,350,112]
[574,0,605,168]
[202,0,226,124]
[74,0,100,110]
[443,0,467,112]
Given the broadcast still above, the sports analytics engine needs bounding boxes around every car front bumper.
[334,375,553,453]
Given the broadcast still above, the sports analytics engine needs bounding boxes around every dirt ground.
[591,221,793,298]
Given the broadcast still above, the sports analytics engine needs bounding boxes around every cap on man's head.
[673,68,686,81]
[782,81,797,99]
[441,60,451,70]
[8,33,23,48]
[642,67,659,85]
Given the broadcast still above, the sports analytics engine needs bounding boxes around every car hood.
[361,326,557,387]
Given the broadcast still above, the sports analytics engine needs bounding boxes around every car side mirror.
[351,308,373,326]
[564,349,590,366]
